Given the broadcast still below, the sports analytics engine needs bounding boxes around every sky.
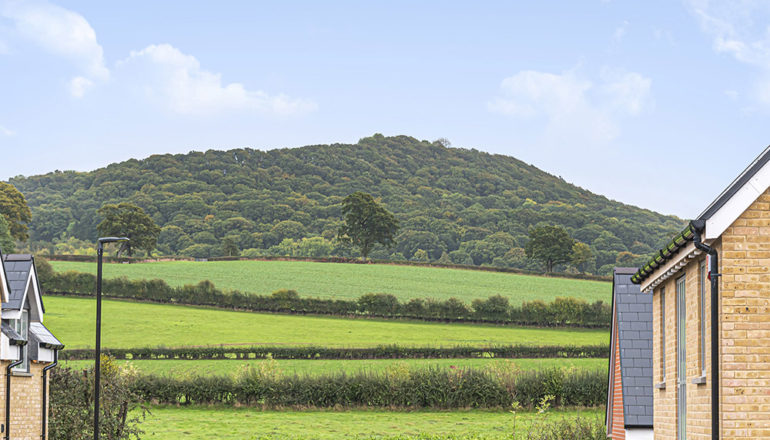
[0,0,769,218]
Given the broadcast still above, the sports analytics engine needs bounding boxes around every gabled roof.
[633,145,770,286]
[610,267,653,428]
[1,254,45,314]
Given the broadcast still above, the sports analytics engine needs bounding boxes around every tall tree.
[571,242,595,273]
[525,225,574,273]
[337,192,399,260]
[0,182,31,241]
[97,203,161,257]
[0,215,15,254]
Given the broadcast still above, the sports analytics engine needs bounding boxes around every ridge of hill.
[11,134,683,274]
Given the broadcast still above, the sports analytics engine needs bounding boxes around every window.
[660,287,666,381]
[9,311,28,372]
[699,260,707,376]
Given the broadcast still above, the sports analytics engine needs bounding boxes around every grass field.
[62,358,608,377]
[50,260,610,303]
[138,406,602,439]
[44,296,609,349]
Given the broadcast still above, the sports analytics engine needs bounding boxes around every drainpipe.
[692,219,719,440]
[4,358,22,440]
[41,350,59,440]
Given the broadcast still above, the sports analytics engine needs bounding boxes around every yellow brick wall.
[653,252,714,439]
[0,361,49,440]
[719,189,770,438]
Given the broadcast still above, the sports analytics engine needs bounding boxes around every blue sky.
[1,0,769,218]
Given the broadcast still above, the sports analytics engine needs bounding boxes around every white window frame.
[11,311,28,373]
[660,287,666,382]
[699,260,707,377]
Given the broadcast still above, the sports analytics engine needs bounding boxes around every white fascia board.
[606,298,619,432]
[37,347,54,363]
[706,158,770,240]
[27,266,44,323]
[625,428,654,440]
[0,334,20,361]
[2,310,20,320]
[0,260,8,303]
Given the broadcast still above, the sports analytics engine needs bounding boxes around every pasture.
[139,406,603,439]
[50,260,610,303]
[62,357,608,377]
[43,296,609,349]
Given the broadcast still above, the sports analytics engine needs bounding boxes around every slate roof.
[29,322,63,349]
[29,322,63,360]
[1,254,43,312]
[1,322,26,346]
[612,267,653,428]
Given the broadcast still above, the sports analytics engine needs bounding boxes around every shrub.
[49,357,145,440]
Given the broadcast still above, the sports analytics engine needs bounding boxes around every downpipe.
[41,350,59,440]
[692,220,719,440]
[4,359,23,440]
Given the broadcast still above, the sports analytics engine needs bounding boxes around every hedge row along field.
[60,344,610,361]
[125,366,607,409]
[42,271,611,328]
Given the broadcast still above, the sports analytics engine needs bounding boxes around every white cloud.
[0,125,14,136]
[488,68,651,145]
[612,21,629,44]
[687,0,770,104]
[0,0,108,97]
[118,44,317,116]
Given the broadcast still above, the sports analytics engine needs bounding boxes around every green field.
[50,260,610,303]
[139,406,602,439]
[44,296,609,349]
[62,358,608,377]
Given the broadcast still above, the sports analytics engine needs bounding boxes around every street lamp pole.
[94,237,128,440]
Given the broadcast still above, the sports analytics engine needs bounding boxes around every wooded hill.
[11,134,683,274]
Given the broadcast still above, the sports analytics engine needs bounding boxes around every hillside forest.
[8,135,684,275]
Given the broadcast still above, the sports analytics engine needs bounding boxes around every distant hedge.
[128,366,606,409]
[42,271,612,328]
[60,344,609,361]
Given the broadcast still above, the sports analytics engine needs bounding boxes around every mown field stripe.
[50,260,610,303]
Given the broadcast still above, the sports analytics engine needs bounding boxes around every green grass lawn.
[44,296,609,349]
[50,260,610,304]
[138,406,602,439]
[62,357,608,377]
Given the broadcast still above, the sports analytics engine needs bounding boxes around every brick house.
[631,146,770,439]
[0,253,63,440]
[606,267,653,440]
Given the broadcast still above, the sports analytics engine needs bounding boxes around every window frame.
[660,286,666,382]
[699,260,707,377]
[11,311,29,373]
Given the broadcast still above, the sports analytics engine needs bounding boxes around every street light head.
[98,237,130,244]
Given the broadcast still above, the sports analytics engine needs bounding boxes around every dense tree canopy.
[10,134,684,274]
[337,192,399,259]
[97,202,161,257]
[525,225,574,273]
[0,182,31,241]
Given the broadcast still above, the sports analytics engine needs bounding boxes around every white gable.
[705,157,770,240]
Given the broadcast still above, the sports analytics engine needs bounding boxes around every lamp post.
[94,237,129,440]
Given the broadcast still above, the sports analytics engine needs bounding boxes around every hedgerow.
[59,344,609,361]
[41,270,611,328]
[127,366,606,409]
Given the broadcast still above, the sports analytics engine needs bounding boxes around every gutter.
[692,220,720,440]
[41,350,59,440]
[4,358,22,440]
